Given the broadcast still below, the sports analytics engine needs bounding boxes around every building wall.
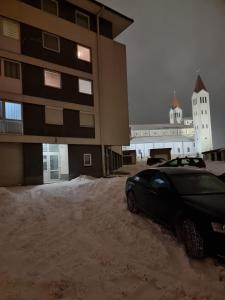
[99,36,129,146]
[68,144,103,179]
[124,140,196,160]
[0,143,23,186]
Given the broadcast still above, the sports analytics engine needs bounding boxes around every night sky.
[100,0,225,148]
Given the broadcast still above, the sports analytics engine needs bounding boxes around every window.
[83,153,92,166]
[44,70,61,88]
[0,100,22,134]
[187,147,190,153]
[45,106,63,125]
[78,78,92,94]
[177,147,180,153]
[80,112,94,127]
[42,0,58,16]
[77,45,91,62]
[42,32,60,52]
[4,60,20,79]
[206,124,208,128]
[75,11,90,29]
[1,19,19,40]
[5,102,22,120]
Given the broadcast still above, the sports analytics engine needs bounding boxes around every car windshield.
[170,173,225,195]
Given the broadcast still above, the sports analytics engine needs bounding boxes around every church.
[123,75,213,159]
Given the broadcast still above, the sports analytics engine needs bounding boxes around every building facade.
[124,75,213,160]
[0,0,133,186]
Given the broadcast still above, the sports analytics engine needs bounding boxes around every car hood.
[182,194,225,222]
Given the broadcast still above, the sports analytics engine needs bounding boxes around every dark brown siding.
[23,103,95,138]
[99,18,113,39]
[23,103,45,136]
[23,143,43,185]
[22,63,94,106]
[21,0,113,39]
[68,145,102,179]
[22,0,41,9]
[20,23,92,73]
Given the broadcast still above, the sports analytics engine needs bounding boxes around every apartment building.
[0,0,133,186]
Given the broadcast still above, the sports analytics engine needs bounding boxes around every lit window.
[80,112,94,127]
[4,60,20,79]
[42,0,58,16]
[78,78,92,94]
[5,102,22,120]
[75,11,90,29]
[45,106,63,125]
[77,45,91,62]
[42,32,60,52]
[44,70,61,88]
[1,19,19,40]
[83,153,92,166]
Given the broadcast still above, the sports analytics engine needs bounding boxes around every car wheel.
[182,219,205,258]
[127,192,139,214]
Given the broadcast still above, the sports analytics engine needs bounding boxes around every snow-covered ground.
[0,162,225,299]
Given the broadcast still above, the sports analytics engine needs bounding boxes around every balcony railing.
[0,119,23,134]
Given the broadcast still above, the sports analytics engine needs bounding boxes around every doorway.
[43,144,69,183]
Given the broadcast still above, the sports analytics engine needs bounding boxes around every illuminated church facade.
[123,75,213,159]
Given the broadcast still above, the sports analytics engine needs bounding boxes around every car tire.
[127,192,139,214]
[182,219,205,258]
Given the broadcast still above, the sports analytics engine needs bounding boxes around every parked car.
[157,157,206,168]
[147,157,166,166]
[125,167,225,259]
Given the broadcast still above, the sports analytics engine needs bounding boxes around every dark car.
[158,157,206,168]
[219,173,225,183]
[147,157,166,166]
[125,167,225,259]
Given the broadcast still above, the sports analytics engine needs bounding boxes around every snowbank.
[0,163,225,299]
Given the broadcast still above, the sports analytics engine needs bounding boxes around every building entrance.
[43,144,69,183]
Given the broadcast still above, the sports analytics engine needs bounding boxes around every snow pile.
[0,164,225,299]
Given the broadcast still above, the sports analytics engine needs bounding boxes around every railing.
[0,119,23,134]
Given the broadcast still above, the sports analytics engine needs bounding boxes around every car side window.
[150,174,171,191]
[167,159,178,167]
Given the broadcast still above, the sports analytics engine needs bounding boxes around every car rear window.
[171,173,225,195]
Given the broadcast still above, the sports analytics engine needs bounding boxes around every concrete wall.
[0,143,23,186]
[99,36,129,146]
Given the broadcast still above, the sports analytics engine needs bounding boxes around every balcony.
[0,119,23,134]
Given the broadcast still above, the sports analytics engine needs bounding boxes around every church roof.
[171,94,181,109]
[194,75,207,93]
